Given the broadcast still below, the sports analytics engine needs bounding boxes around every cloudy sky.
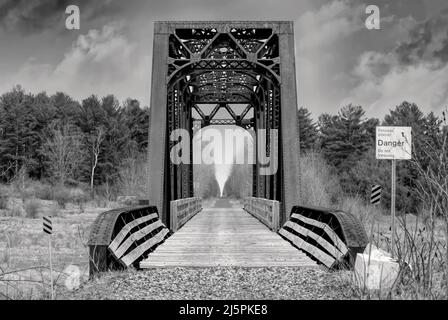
[1,0,448,119]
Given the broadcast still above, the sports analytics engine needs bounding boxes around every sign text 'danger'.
[376,126,412,160]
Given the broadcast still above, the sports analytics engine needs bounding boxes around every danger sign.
[376,126,412,160]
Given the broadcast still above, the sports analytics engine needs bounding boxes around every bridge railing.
[170,197,202,232]
[243,197,280,232]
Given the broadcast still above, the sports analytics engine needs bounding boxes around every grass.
[2,151,446,300]
[300,152,448,300]
[0,197,7,210]
[0,204,105,299]
[24,198,40,219]
[0,180,123,299]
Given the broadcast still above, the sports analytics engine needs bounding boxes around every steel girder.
[148,22,301,226]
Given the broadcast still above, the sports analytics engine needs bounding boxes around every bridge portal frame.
[147,21,301,227]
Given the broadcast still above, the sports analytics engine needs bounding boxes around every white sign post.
[376,126,412,257]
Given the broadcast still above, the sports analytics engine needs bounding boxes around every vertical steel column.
[272,86,281,202]
[147,24,170,224]
[265,82,271,200]
[169,89,176,203]
[278,22,301,224]
[188,100,194,197]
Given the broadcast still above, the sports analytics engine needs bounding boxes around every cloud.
[4,22,150,105]
[0,0,119,34]
[395,8,448,66]
[344,9,448,116]
[296,0,365,50]
[295,0,367,116]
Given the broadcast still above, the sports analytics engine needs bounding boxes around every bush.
[53,188,71,209]
[300,152,341,207]
[49,204,60,218]
[20,187,36,201]
[33,183,54,200]
[70,187,89,212]
[95,183,119,202]
[24,198,40,219]
[0,195,8,210]
[70,187,88,203]
[338,195,383,228]
[119,153,149,198]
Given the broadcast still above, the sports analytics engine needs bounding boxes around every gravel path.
[69,267,355,300]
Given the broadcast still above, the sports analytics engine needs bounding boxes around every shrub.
[49,204,60,218]
[70,187,88,203]
[70,187,88,212]
[33,183,54,200]
[338,195,383,228]
[53,188,71,209]
[10,204,24,217]
[95,182,119,202]
[20,187,36,201]
[119,153,149,198]
[0,195,8,210]
[24,198,40,219]
[300,152,341,207]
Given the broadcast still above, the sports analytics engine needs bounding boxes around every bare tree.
[119,152,149,197]
[400,107,448,298]
[41,124,83,186]
[89,127,105,191]
[0,162,13,179]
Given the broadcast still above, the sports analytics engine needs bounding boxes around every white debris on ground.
[353,244,400,291]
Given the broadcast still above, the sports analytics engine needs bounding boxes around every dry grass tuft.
[24,198,40,219]
[300,152,341,207]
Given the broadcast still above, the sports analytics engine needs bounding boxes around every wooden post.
[170,201,178,232]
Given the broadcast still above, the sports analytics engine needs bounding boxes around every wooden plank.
[290,213,348,255]
[140,207,317,268]
[111,220,164,259]
[108,213,158,252]
[121,228,170,266]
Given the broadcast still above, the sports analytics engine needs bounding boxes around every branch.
[0,162,13,178]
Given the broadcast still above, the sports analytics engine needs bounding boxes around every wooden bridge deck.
[140,200,317,268]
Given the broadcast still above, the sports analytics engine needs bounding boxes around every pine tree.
[122,99,150,152]
[319,104,371,170]
[0,86,37,179]
[297,107,318,152]
[382,101,427,213]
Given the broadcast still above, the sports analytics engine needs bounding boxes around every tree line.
[0,85,149,191]
[1,85,446,215]
[297,102,447,214]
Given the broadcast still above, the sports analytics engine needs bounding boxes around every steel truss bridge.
[88,22,368,275]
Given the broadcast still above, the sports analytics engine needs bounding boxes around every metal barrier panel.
[243,197,280,232]
[170,197,202,232]
[87,206,170,277]
[279,205,369,269]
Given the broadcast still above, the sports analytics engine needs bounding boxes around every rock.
[353,244,400,291]
[63,265,82,291]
